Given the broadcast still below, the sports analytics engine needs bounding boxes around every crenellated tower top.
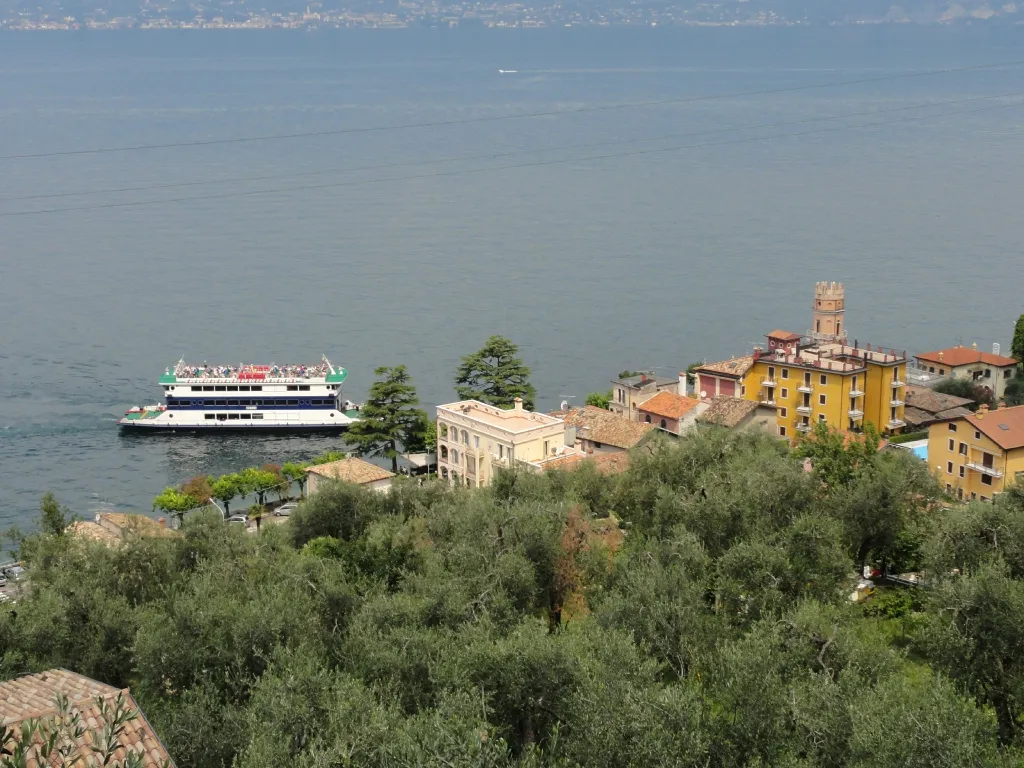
[811,282,847,342]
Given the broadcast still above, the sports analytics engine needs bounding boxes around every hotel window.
[474,435,480,448]
[959,465,965,478]
[818,394,826,405]
[948,439,955,451]
[982,474,993,486]
[820,374,828,385]
[957,488,964,500]
[780,388,788,399]
[947,461,953,474]
[946,483,952,492]
[768,366,775,379]
[818,414,826,422]
[780,407,787,418]
[781,369,789,379]
[1006,369,1013,379]
[948,423,957,432]
[975,431,982,440]
[544,440,550,456]
[959,442,968,455]
[779,426,787,437]
[498,445,504,459]
[852,376,858,391]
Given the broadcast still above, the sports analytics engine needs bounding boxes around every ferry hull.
[118,409,359,432]
[118,420,350,434]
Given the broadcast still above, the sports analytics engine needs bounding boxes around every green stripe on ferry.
[326,368,347,384]
[159,374,177,384]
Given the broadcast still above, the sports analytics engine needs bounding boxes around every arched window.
[644,414,651,423]
[441,467,449,479]
[660,419,667,429]
[440,445,448,460]
[451,449,460,465]
[440,423,448,439]
[461,429,469,445]
[451,472,460,485]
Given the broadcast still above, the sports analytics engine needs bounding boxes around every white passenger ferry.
[118,356,361,432]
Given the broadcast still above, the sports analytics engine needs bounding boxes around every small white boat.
[498,69,518,74]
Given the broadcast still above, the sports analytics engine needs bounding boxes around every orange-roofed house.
[637,391,706,435]
[927,403,1024,502]
[306,456,396,494]
[913,343,1018,400]
[0,669,175,766]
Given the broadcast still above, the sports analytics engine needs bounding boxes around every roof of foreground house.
[0,669,175,767]
[306,457,395,485]
[696,396,761,428]
[961,405,1024,451]
[556,406,654,449]
[638,391,702,420]
[905,386,974,415]
[541,451,632,476]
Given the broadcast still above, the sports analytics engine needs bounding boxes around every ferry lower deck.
[119,406,362,431]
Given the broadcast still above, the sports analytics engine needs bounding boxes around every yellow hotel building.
[694,283,907,443]
[927,403,1024,502]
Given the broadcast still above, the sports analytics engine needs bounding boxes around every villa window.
[949,423,957,432]
[781,369,789,379]
[780,407,787,418]
[819,394,826,405]
[949,439,955,451]
[959,443,968,455]
[959,465,965,478]
[975,431,982,440]
[779,426,787,437]
[645,414,652,423]
[440,424,448,439]
[820,374,828,386]
[451,449,460,465]
[957,488,964,500]
[818,414,826,422]
[982,475,993,486]
[440,446,448,460]
[474,435,480,448]
[780,388,788,399]
[660,419,667,429]
[947,461,953,474]
[462,430,469,445]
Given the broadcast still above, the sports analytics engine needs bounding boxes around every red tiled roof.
[306,457,395,485]
[965,405,1024,451]
[0,670,175,767]
[638,391,701,420]
[767,330,801,341]
[915,346,1017,368]
[557,406,654,449]
[694,356,754,379]
[696,396,760,428]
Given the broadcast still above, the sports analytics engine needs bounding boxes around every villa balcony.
[763,378,777,387]
[891,379,905,388]
[886,418,906,429]
[966,461,1003,478]
[890,398,905,407]
[849,388,864,397]
[797,383,813,394]
[796,405,812,415]
[849,409,864,419]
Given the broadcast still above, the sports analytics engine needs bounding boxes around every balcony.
[797,383,813,394]
[891,379,905,388]
[796,422,812,433]
[886,418,906,429]
[763,378,777,387]
[966,461,1003,478]
[890,398,905,407]
[796,405,812,415]
[849,409,864,419]
[849,388,864,397]
[761,399,777,407]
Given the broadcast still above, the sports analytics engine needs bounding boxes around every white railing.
[966,461,1003,478]
[886,418,906,429]
[890,399,905,407]
[797,383,813,393]
[796,422,812,432]
[796,405,812,415]
[849,409,864,419]
[849,388,864,397]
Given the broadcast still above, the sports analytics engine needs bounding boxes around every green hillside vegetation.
[3,426,1024,767]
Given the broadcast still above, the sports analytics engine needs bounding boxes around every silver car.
[274,502,298,517]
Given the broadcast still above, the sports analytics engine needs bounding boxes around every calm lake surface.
[1,26,1023,526]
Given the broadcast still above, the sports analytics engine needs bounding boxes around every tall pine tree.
[1012,313,1024,370]
[346,365,426,473]
[454,335,537,410]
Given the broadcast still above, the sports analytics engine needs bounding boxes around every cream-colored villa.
[436,398,580,487]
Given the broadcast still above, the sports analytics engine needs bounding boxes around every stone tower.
[812,281,847,342]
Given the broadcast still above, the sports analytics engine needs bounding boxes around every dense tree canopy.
[5,427,1024,767]
[455,336,536,411]
[347,365,427,472]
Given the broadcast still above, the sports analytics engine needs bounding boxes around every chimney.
[513,397,523,411]
[938,351,944,362]
[972,342,978,351]
[640,373,648,382]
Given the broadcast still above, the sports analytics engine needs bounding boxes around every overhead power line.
[3,90,1018,204]
[2,57,1022,161]
[3,97,1020,218]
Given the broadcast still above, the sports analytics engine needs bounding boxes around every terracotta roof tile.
[767,330,801,341]
[97,513,179,539]
[67,521,121,545]
[915,346,1017,368]
[696,396,761,428]
[637,391,701,420]
[557,406,654,449]
[901,406,935,429]
[905,386,974,414]
[543,452,632,476]
[694,356,755,379]
[965,405,1024,451]
[0,670,175,767]
[306,457,395,485]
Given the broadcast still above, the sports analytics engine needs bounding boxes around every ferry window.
[252,413,263,420]
[287,385,298,391]
[191,386,203,392]
[228,414,240,420]
[239,385,250,391]
[215,386,226,392]
[251,386,262,391]
[177,400,190,407]
[237,399,249,406]
[216,400,227,406]
[299,385,310,391]
[240,414,251,419]
[205,414,215,420]
[227,386,238,391]
[288,399,299,406]
[251,400,261,406]
[203,386,214,391]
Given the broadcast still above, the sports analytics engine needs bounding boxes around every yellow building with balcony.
[740,331,907,442]
[927,403,1024,502]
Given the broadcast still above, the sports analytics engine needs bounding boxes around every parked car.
[0,574,7,588]
[226,515,248,526]
[274,503,298,517]
[5,566,26,582]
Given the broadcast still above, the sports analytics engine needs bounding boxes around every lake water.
[1,26,1023,527]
